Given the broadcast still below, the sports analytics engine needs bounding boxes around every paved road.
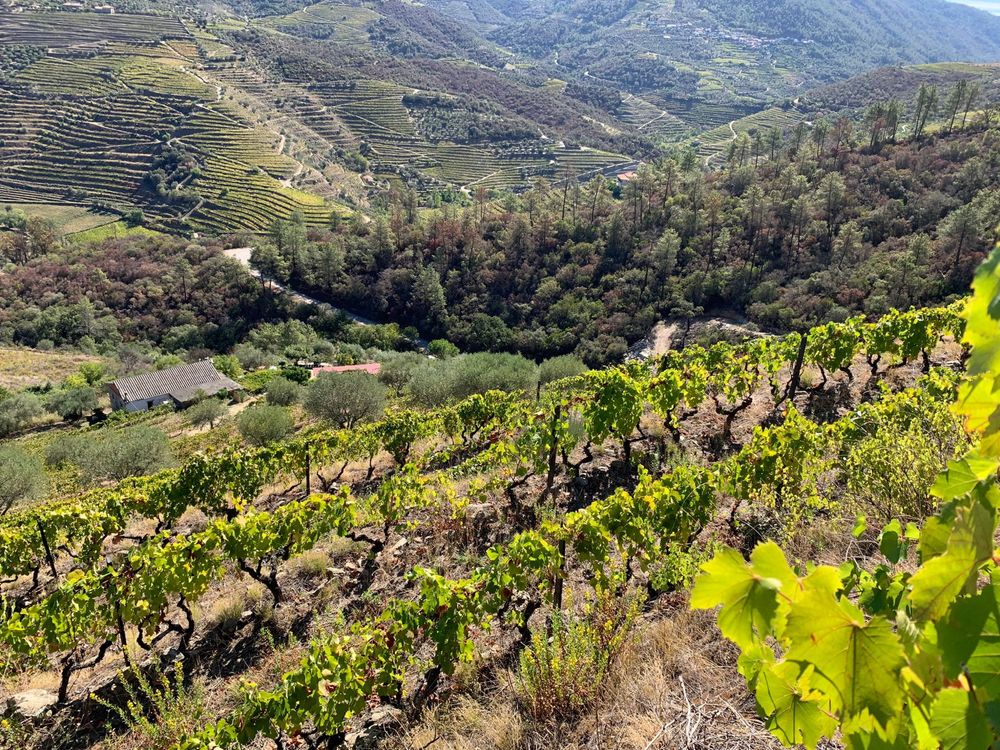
[223,247,429,348]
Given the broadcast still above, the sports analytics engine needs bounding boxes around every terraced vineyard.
[693,106,805,162]
[0,11,188,45]
[0,11,344,234]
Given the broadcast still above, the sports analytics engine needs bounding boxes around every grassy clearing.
[0,347,109,391]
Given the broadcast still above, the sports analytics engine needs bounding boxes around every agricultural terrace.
[0,12,189,46]
[0,12,342,233]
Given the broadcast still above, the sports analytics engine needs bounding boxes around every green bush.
[0,392,44,437]
[304,372,386,428]
[0,446,48,514]
[538,354,587,389]
[238,405,293,446]
[265,377,301,406]
[47,386,99,421]
[428,339,459,359]
[408,353,538,407]
[187,398,228,430]
[62,426,173,482]
[516,593,639,724]
[378,352,425,394]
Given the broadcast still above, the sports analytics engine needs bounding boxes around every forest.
[247,116,1000,364]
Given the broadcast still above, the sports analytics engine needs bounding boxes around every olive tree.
[0,446,47,515]
[238,404,294,446]
[304,372,386,428]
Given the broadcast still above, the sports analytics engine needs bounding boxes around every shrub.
[428,339,459,359]
[304,372,386,428]
[378,352,425,394]
[516,593,639,724]
[238,404,293,446]
[78,362,107,386]
[0,392,44,437]
[75,426,173,482]
[212,354,244,380]
[95,661,207,750]
[187,398,227,430]
[538,354,587,389]
[0,446,47,514]
[408,353,538,407]
[47,386,99,421]
[841,396,968,524]
[265,377,301,406]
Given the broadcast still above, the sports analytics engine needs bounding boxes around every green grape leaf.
[931,453,1000,501]
[784,591,905,732]
[929,687,992,750]
[737,643,776,687]
[690,542,796,650]
[939,583,1000,703]
[908,501,994,622]
[954,377,1000,457]
[879,520,905,565]
[963,246,1000,380]
[755,662,837,750]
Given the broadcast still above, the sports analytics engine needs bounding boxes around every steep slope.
[694,0,1000,69]
[437,0,1000,132]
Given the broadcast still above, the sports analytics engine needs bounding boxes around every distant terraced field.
[0,11,344,234]
[0,8,638,230]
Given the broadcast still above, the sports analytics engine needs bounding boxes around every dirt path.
[650,322,678,356]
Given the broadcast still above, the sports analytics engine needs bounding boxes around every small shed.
[108,360,241,412]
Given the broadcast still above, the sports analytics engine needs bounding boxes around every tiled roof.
[109,360,240,404]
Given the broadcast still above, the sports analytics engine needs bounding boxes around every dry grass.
[392,603,779,750]
[0,347,109,391]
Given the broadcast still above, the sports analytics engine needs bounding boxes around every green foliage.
[264,377,301,407]
[427,339,458,359]
[212,355,244,381]
[0,392,44,438]
[77,362,107,386]
[96,661,207,750]
[187,398,227,430]
[516,593,640,724]
[841,392,969,524]
[237,405,294,447]
[47,426,173,482]
[47,385,98,421]
[377,352,425,394]
[693,245,1000,749]
[538,355,587,390]
[304,372,386,428]
[0,446,47,514]
[408,353,538,407]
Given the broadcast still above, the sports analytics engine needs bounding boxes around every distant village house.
[108,360,241,412]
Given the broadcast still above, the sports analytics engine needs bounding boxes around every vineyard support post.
[37,520,57,580]
[305,443,311,498]
[784,332,808,404]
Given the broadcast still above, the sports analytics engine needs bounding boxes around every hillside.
[0,286,992,750]
[437,0,1000,121]
[2,0,1000,234]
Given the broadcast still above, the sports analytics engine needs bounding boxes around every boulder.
[6,689,58,720]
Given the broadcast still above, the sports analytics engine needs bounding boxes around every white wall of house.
[121,394,176,413]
